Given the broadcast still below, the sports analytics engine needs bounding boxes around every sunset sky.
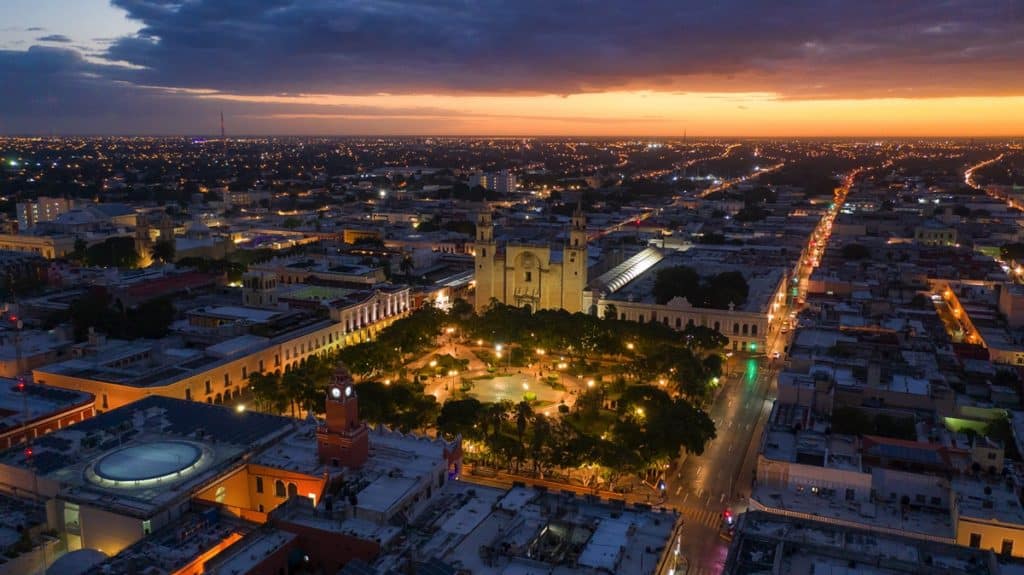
[2,0,1023,136]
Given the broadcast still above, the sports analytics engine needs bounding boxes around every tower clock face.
[330,386,342,399]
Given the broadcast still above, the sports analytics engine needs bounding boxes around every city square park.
[246,299,724,489]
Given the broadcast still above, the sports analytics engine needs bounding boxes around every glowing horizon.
[195,91,1024,138]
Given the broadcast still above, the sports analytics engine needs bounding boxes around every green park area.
[247,299,726,487]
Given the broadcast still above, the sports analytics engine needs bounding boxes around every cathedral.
[472,204,587,313]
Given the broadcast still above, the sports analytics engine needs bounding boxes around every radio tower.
[220,110,227,157]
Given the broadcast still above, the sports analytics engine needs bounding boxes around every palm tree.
[514,401,533,471]
[530,413,550,475]
[399,254,414,281]
[281,369,305,418]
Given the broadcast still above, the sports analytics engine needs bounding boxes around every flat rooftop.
[0,379,92,436]
[751,483,955,541]
[35,316,335,389]
[726,511,996,575]
[0,397,294,518]
[204,527,297,575]
[84,508,254,575]
[954,477,1024,525]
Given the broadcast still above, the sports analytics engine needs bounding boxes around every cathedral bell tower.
[473,208,497,311]
[316,363,369,468]
[561,202,587,313]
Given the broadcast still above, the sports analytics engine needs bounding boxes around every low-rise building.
[0,379,94,450]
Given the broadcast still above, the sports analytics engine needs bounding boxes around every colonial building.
[473,206,588,313]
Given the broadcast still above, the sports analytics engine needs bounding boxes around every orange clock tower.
[316,363,369,468]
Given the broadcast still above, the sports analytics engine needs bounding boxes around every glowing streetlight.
[587,379,595,388]
[236,404,246,413]
[429,360,438,368]
[384,379,392,386]
[495,344,504,353]
[626,342,635,351]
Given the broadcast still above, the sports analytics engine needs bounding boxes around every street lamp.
[587,379,595,388]
[447,369,457,391]
[626,342,635,351]
[236,404,246,413]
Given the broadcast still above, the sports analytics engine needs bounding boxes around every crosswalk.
[679,506,725,529]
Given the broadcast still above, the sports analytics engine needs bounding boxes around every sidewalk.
[462,464,669,508]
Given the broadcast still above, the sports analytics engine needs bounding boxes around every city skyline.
[2,0,1024,136]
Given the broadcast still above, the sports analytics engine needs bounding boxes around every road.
[691,162,785,200]
[661,352,778,574]
[663,167,863,574]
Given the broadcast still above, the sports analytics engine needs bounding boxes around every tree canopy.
[652,265,749,309]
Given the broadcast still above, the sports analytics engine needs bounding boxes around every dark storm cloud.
[37,34,73,43]
[101,0,1024,98]
[0,46,552,134]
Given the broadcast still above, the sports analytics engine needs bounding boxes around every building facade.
[473,206,587,313]
[16,197,73,231]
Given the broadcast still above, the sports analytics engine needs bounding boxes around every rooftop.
[0,378,93,436]
[726,511,997,575]
[84,508,253,575]
[0,397,294,518]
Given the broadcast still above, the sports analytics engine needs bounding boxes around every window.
[714,321,720,332]
[675,318,682,328]
[742,324,749,335]
[275,480,286,498]
[1003,539,1014,556]
[733,323,740,335]
[970,533,982,548]
[142,519,152,536]
[481,248,486,257]
[242,366,248,380]
[988,452,997,460]
[215,486,226,503]
[205,380,212,394]
[638,314,644,322]
[524,271,532,282]
[185,388,192,401]
[288,483,298,498]
[102,394,108,409]
[751,325,758,336]
[256,477,264,493]
[223,373,230,387]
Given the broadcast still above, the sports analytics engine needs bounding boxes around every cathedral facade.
[472,206,587,313]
